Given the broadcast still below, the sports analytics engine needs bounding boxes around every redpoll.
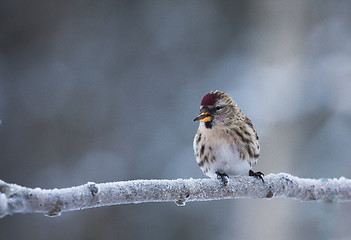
[193,90,263,185]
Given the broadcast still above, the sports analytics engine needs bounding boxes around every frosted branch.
[1,173,351,218]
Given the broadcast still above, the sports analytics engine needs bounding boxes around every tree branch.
[1,173,351,218]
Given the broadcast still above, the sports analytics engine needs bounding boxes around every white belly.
[205,141,252,179]
[193,124,256,179]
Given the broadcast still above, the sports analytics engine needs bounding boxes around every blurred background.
[1,0,351,239]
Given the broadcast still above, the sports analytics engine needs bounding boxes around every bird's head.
[193,90,240,128]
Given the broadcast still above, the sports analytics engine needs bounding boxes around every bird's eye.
[215,106,224,111]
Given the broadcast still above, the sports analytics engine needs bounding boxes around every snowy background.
[1,1,351,239]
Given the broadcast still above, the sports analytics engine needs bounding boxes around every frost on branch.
[1,173,351,218]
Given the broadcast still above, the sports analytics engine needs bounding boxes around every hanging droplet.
[44,210,62,217]
[175,199,186,206]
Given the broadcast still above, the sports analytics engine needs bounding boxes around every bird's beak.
[193,112,212,122]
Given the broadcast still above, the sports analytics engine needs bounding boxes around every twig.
[1,173,351,218]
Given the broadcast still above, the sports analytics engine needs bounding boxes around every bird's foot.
[216,171,229,186]
[249,170,264,183]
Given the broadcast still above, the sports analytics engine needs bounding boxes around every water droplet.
[175,199,186,206]
[44,211,62,217]
[266,190,274,198]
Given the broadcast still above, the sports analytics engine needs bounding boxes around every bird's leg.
[216,171,229,186]
[249,170,264,183]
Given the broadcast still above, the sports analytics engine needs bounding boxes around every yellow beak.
[193,112,212,122]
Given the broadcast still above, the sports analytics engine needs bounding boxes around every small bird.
[193,90,263,185]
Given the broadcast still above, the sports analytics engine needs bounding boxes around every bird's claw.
[249,170,264,183]
[216,171,229,186]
